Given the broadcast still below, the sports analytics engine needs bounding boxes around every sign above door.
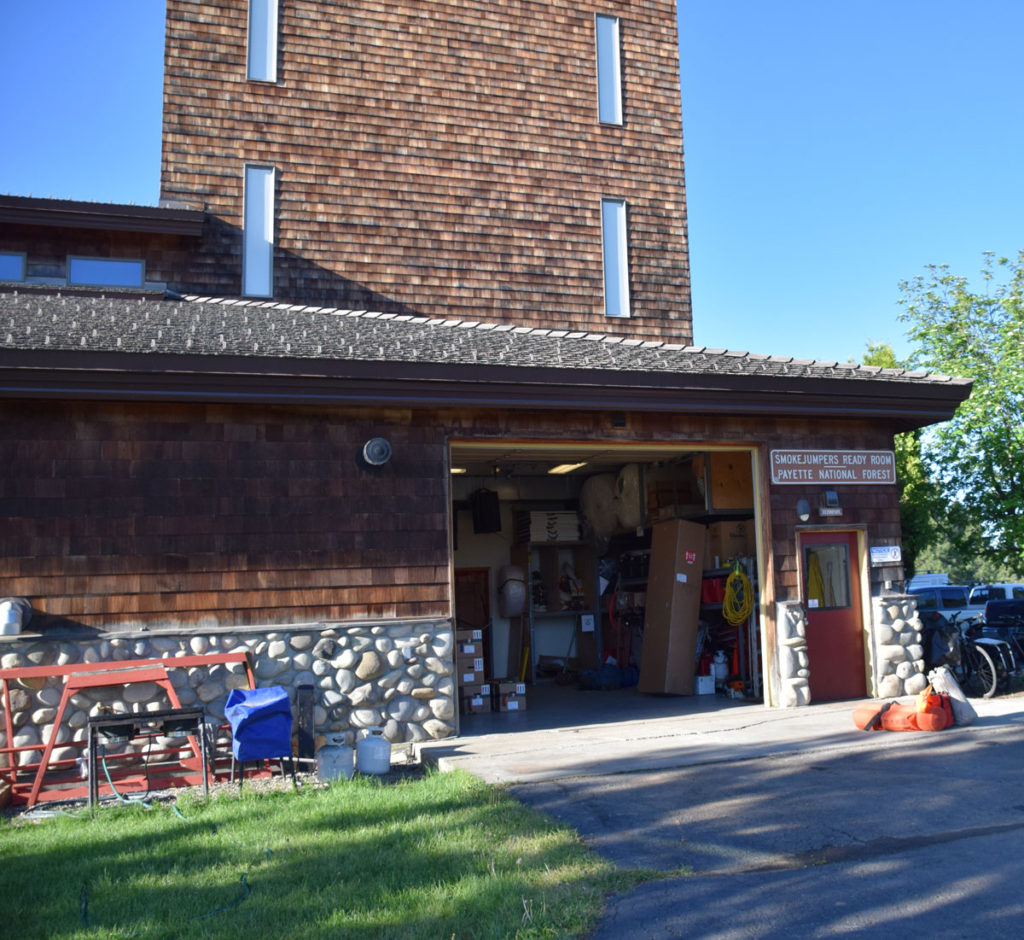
[770,449,896,485]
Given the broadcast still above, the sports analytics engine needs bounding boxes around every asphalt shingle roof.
[0,286,969,388]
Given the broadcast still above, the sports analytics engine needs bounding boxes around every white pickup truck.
[968,583,1024,606]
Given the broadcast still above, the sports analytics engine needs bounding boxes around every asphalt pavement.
[420,686,1024,938]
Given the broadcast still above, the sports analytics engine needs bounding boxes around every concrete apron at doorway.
[417,684,1024,785]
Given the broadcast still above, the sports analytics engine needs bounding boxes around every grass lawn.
[0,769,662,938]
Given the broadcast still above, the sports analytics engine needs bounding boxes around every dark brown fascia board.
[0,195,204,236]
[0,349,972,428]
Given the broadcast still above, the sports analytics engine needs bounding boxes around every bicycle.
[920,610,1014,698]
[975,616,1024,686]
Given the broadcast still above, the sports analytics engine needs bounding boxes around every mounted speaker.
[470,488,501,534]
[362,438,392,466]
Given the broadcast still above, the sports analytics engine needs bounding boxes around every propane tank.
[356,727,390,775]
[316,735,354,781]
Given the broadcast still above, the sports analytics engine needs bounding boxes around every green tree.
[898,252,1024,573]
[861,342,944,577]
[913,506,1019,584]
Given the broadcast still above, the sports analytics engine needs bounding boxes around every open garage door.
[448,442,763,729]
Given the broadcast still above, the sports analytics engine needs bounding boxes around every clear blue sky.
[2,1,1022,364]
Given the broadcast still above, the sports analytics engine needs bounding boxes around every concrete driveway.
[419,684,1024,786]
[420,686,1024,938]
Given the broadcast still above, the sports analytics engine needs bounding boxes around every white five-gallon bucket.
[0,597,30,635]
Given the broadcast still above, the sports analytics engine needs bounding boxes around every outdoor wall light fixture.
[796,498,811,523]
[818,489,843,517]
[362,437,392,466]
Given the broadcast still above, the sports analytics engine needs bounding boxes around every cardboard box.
[460,667,485,685]
[695,674,715,695]
[457,655,485,674]
[493,680,526,696]
[460,685,492,714]
[491,680,528,712]
[704,519,756,567]
[455,628,483,643]
[638,518,705,695]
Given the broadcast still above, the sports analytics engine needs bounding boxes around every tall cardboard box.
[638,519,705,695]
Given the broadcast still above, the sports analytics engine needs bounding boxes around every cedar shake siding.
[160,0,692,340]
[0,196,204,291]
[0,399,450,629]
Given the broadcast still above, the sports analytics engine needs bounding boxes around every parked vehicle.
[906,573,950,591]
[979,599,1024,670]
[920,610,1014,698]
[908,584,972,622]
[968,583,1024,606]
[983,598,1024,622]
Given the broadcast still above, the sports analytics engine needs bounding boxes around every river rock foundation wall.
[0,619,455,769]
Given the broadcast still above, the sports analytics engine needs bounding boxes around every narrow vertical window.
[243,165,275,297]
[247,0,279,82]
[601,198,630,318]
[595,15,622,125]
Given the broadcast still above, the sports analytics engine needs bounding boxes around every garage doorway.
[449,442,764,725]
[799,529,868,701]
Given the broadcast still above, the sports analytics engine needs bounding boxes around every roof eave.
[0,195,204,237]
[0,350,972,427]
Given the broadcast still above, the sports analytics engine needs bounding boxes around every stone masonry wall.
[0,620,455,771]
[869,594,927,699]
[773,601,811,707]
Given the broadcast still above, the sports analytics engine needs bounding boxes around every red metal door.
[800,530,866,701]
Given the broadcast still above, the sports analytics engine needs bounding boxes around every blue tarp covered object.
[225,686,293,761]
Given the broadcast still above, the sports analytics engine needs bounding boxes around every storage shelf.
[512,538,602,684]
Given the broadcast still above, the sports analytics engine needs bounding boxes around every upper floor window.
[247,0,279,82]
[595,14,622,125]
[68,257,145,288]
[601,198,630,318]
[243,165,275,297]
[0,252,25,281]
